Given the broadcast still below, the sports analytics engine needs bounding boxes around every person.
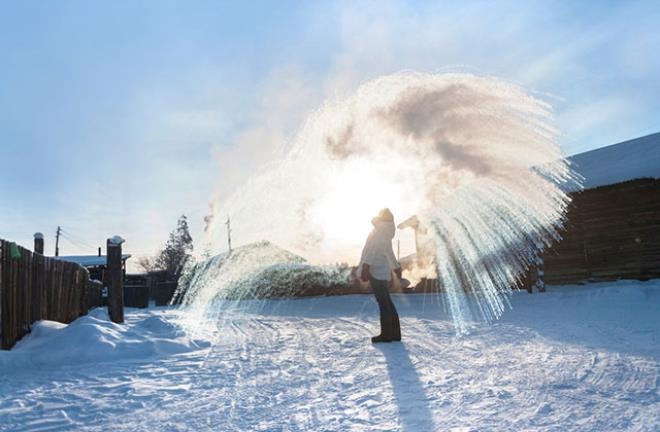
[358,208,402,343]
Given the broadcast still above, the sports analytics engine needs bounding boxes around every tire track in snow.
[103,313,378,431]
[4,288,659,432]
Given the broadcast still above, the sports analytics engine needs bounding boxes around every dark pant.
[371,277,401,340]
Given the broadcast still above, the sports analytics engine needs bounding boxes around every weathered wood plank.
[1,238,104,350]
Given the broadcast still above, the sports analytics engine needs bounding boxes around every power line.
[60,228,97,250]
[60,233,96,253]
[56,227,100,255]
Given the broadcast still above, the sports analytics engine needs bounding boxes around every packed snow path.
[1,281,659,431]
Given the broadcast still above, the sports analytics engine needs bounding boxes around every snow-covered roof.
[54,254,132,267]
[568,132,660,190]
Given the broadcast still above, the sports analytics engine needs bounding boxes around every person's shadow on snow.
[376,343,436,431]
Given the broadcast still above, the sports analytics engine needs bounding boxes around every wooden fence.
[0,239,103,350]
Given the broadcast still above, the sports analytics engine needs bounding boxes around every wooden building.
[542,133,660,284]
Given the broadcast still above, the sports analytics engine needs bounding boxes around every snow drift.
[1,308,209,368]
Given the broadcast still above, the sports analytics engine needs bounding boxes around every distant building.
[54,253,132,285]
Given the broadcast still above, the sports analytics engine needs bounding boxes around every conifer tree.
[139,215,193,280]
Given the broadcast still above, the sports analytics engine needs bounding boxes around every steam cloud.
[201,71,576,332]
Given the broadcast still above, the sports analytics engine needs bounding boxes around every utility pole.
[55,226,61,256]
[225,217,232,253]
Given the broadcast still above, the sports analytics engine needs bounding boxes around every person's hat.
[374,208,394,222]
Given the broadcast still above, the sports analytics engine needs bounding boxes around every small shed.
[54,254,132,285]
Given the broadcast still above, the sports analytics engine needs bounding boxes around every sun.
[307,156,417,263]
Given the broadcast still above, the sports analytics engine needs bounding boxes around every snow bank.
[1,307,210,368]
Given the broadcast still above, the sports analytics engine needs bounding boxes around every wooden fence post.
[106,236,125,324]
[33,232,44,255]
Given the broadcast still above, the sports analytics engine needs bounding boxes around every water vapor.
[195,71,576,333]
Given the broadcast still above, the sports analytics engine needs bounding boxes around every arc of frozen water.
[181,71,578,335]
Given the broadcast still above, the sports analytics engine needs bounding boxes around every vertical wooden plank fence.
[0,239,103,350]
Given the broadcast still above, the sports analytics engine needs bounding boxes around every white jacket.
[358,219,400,281]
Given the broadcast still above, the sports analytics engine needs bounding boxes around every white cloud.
[166,110,227,132]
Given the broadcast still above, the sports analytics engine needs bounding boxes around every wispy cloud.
[2,0,658,261]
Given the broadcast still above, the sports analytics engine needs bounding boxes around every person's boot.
[391,313,401,341]
[372,315,393,343]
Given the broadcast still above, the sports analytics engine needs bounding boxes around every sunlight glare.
[309,157,404,250]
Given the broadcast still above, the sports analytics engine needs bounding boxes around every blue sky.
[1,0,659,262]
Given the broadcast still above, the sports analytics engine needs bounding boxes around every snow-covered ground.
[1,280,658,432]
